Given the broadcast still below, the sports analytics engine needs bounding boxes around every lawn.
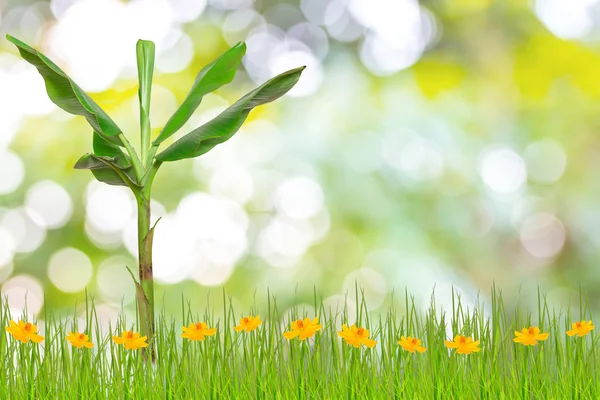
[1,287,598,399]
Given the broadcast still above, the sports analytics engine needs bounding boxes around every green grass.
[1,286,598,399]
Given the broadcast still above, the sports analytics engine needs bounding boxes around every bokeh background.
[0,0,598,324]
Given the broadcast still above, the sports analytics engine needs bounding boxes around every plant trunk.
[137,196,156,361]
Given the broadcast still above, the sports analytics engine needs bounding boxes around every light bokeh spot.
[258,216,316,266]
[353,0,435,74]
[1,274,44,316]
[1,208,46,253]
[524,139,567,184]
[48,247,93,293]
[0,150,24,195]
[0,227,16,267]
[275,176,324,220]
[25,180,73,229]
[534,0,597,40]
[520,213,566,259]
[170,0,206,23]
[86,182,134,233]
[479,146,527,195]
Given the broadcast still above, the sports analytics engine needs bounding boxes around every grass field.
[1,286,598,399]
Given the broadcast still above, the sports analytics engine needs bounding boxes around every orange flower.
[513,326,549,346]
[338,324,377,348]
[283,317,322,340]
[66,331,94,349]
[445,335,480,355]
[112,330,148,350]
[234,316,262,333]
[5,320,44,344]
[181,322,217,341]
[567,320,594,337]
[398,336,427,353]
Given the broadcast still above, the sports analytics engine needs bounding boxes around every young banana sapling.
[6,34,304,360]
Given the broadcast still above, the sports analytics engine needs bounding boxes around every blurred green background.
[0,0,598,324]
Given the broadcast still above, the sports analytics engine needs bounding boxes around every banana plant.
[6,34,304,360]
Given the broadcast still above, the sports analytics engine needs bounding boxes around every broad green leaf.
[74,154,138,188]
[6,34,122,145]
[155,66,304,162]
[93,131,129,159]
[152,42,247,146]
[137,40,155,160]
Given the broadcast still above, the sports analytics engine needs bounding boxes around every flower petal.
[204,328,217,336]
[283,331,300,340]
[362,338,377,348]
[299,331,315,340]
[30,334,44,343]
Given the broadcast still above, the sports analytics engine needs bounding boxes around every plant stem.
[137,194,156,361]
[118,133,144,182]
[147,144,160,165]
[134,40,156,360]
[142,160,162,187]
[136,40,155,168]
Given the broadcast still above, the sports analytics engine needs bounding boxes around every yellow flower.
[181,322,217,341]
[5,320,44,344]
[513,326,549,346]
[567,320,594,337]
[398,336,427,353]
[66,331,94,349]
[112,330,148,350]
[234,316,262,333]
[283,317,322,340]
[445,335,481,355]
[337,324,377,348]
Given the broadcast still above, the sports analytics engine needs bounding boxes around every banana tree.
[6,34,304,359]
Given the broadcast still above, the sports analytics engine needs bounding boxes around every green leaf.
[152,42,247,146]
[74,154,138,188]
[136,40,155,163]
[155,66,304,162]
[6,34,122,145]
[93,131,128,159]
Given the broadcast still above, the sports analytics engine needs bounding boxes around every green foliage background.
[0,0,598,320]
